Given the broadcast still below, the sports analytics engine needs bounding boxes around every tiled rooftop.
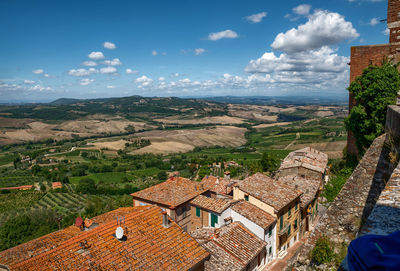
[201,176,235,195]
[1,206,209,270]
[131,177,208,208]
[238,173,302,212]
[191,195,234,214]
[279,147,328,174]
[277,174,321,208]
[191,222,266,271]
[231,200,276,229]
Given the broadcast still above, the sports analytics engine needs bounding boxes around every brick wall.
[190,205,209,230]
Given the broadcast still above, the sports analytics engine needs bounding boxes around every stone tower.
[347,0,400,156]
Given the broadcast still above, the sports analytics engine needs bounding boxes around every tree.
[345,62,400,155]
[311,236,334,265]
[157,171,167,180]
[259,152,279,172]
[76,178,96,194]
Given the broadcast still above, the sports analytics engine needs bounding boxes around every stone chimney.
[162,211,170,228]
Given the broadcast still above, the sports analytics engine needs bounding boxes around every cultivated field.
[132,126,247,154]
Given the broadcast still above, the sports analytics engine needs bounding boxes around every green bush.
[311,236,334,264]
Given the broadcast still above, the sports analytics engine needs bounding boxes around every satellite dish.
[116,226,124,240]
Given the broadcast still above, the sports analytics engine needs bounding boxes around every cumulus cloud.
[126,68,138,74]
[384,28,390,35]
[159,77,165,81]
[83,61,97,66]
[103,41,116,50]
[369,18,379,26]
[293,4,311,15]
[135,75,153,87]
[80,78,95,86]
[68,68,98,77]
[244,12,267,23]
[100,66,117,74]
[88,51,105,60]
[194,48,206,55]
[152,50,158,56]
[272,10,359,53]
[32,69,44,74]
[24,80,35,84]
[208,30,238,41]
[106,85,115,89]
[104,58,122,66]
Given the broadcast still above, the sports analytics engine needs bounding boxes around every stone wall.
[294,105,400,269]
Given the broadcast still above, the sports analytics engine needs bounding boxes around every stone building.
[233,173,302,257]
[277,175,321,236]
[200,175,236,198]
[190,222,268,271]
[131,176,208,232]
[276,147,328,182]
[0,206,210,271]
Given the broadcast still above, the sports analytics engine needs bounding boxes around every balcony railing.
[278,222,290,236]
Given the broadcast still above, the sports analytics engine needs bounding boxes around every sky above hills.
[0,0,389,102]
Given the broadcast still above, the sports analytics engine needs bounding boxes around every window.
[288,224,291,235]
[268,226,272,237]
[244,195,249,201]
[295,202,298,210]
[211,213,218,227]
[294,219,298,229]
[288,207,291,217]
[196,207,201,217]
[269,246,272,255]
[280,216,283,229]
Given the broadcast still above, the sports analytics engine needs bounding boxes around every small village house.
[131,176,208,232]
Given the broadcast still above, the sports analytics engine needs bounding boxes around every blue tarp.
[347,231,400,271]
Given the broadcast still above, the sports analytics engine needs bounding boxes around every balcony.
[278,222,290,236]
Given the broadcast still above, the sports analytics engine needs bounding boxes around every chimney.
[162,211,170,228]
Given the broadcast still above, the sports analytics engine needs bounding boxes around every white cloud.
[83,61,97,66]
[293,4,311,15]
[272,10,359,53]
[159,77,165,81]
[31,85,52,92]
[194,48,206,55]
[68,68,98,77]
[23,80,35,84]
[384,28,390,35]
[104,58,122,66]
[106,85,115,89]
[88,51,105,60]
[103,41,116,50]
[152,50,158,56]
[135,75,153,87]
[80,78,95,86]
[100,66,117,74]
[208,30,238,41]
[244,12,267,23]
[32,69,44,74]
[126,68,138,74]
[369,18,379,26]
[172,73,180,77]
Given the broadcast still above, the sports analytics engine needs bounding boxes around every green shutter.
[196,207,200,217]
[268,226,272,237]
[244,195,249,201]
[288,225,291,235]
[280,216,283,229]
[211,213,218,227]
[269,246,272,255]
[288,207,291,217]
[294,219,297,229]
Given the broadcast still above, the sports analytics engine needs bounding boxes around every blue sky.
[0,0,389,101]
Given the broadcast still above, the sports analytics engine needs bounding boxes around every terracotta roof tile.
[191,222,266,271]
[200,176,235,195]
[2,206,209,271]
[277,175,321,208]
[279,147,328,174]
[131,177,207,208]
[238,173,302,212]
[191,195,234,214]
[231,200,276,229]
